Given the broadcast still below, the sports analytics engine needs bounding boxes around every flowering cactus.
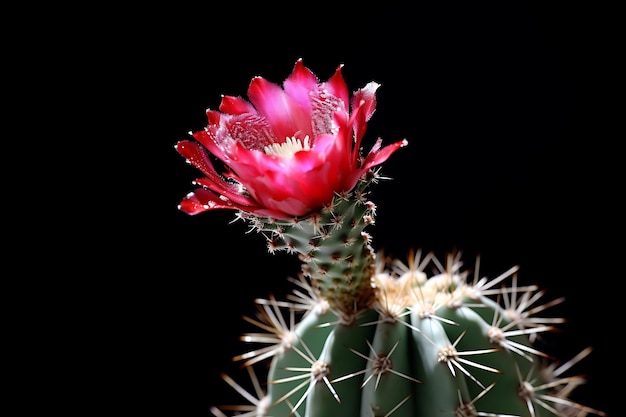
[176,60,605,417]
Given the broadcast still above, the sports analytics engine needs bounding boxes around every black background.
[95,2,619,416]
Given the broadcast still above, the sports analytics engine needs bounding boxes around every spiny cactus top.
[175,61,605,417]
[175,58,406,220]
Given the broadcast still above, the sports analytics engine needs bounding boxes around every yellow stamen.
[264,135,311,157]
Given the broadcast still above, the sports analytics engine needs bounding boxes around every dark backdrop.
[117,3,618,416]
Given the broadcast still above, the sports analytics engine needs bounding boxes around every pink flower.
[176,59,407,220]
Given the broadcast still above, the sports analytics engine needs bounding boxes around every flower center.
[264,135,311,158]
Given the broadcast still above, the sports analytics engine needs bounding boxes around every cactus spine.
[210,169,605,417]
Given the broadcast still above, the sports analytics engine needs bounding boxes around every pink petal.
[322,64,349,110]
[264,195,313,218]
[191,129,228,163]
[352,81,379,122]
[206,109,221,126]
[283,59,319,111]
[179,188,294,218]
[175,140,252,206]
[345,138,408,190]
[219,95,256,115]
[247,76,312,141]
[175,140,218,177]
[361,138,408,171]
[349,84,380,162]
[178,189,236,215]
[192,177,253,207]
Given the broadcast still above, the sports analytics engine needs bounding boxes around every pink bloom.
[176,59,407,220]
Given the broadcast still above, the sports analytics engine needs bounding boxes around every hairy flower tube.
[175,58,407,220]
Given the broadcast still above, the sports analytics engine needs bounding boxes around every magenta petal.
[176,139,231,181]
[192,177,255,207]
[344,138,408,191]
[175,140,217,177]
[176,140,251,206]
[206,109,221,126]
[183,186,294,219]
[247,76,312,141]
[323,64,349,109]
[179,188,257,214]
[363,139,409,169]
[178,190,229,215]
[283,59,319,110]
[361,139,408,171]
[264,195,312,218]
[350,82,380,151]
[352,82,379,122]
[219,95,256,115]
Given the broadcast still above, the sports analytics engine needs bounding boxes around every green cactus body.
[265,303,337,417]
[409,310,470,416]
[212,171,605,417]
[305,310,377,417]
[436,303,531,416]
[360,316,418,417]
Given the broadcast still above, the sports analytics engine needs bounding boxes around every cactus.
[207,172,605,417]
[175,60,605,417]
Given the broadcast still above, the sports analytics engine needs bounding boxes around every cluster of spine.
[211,170,605,417]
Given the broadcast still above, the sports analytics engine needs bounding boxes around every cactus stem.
[313,304,371,327]
[331,339,422,387]
[311,360,341,402]
[269,354,344,416]
[211,250,608,416]
[383,392,415,417]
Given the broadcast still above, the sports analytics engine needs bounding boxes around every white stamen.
[264,135,311,157]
